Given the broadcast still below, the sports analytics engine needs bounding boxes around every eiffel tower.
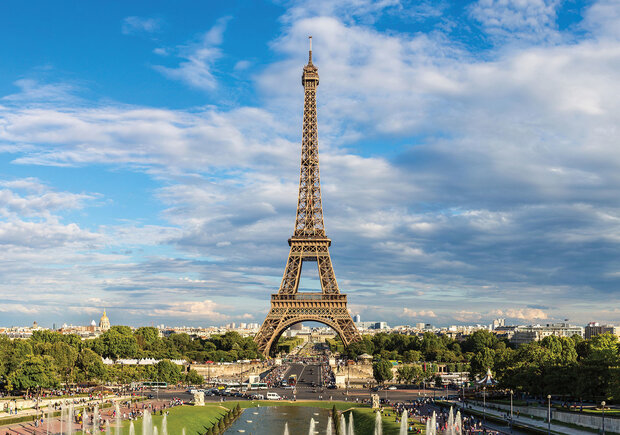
[254,37,361,357]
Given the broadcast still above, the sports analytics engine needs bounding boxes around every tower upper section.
[294,36,326,239]
[302,36,319,86]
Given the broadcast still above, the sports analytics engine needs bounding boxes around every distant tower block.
[254,38,361,356]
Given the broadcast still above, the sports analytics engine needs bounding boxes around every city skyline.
[1,0,620,328]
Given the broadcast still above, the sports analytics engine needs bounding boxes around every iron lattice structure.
[254,39,361,356]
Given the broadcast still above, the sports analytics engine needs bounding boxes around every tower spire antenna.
[308,35,313,64]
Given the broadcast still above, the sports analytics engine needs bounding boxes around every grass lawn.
[120,405,229,435]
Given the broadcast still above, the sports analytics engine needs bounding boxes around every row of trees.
[340,331,499,363]
[336,330,620,402]
[0,327,258,392]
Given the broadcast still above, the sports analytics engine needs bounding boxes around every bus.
[288,374,297,386]
[141,381,168,389]
[249,382,268,390]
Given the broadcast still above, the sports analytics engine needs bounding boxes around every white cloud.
[2,79,78,103]
[469,0,562,43]
[403,308,437,318]
[154,17,230,90]
[454,310,483,322]
[2,1,620,326]
[153,299,230,320]
[582,0,620,39]
[492,308,548,321]
[122,16,161,35]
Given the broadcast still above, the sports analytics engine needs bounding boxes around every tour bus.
[249,382,268,390]
[288,374,298,386]
[141,381,168,389]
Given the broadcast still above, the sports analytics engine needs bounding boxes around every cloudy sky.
[1,0,619,328]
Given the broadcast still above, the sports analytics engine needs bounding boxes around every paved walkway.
[455,401,594,435]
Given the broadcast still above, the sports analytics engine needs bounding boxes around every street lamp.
[510,389,514,434]
[601,401,606,435]
[483,386,486,423]
[547,394,551,435]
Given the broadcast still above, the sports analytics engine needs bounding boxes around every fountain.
[455,410,462,435]
[425,410,437,435]
[162,414,168,435]
[115,403,122,435]
[143,410,152,435]
[348,412,354,435]
[283,422,290,435]
[339,414,347,435]
[374,411,382,435]
[154,426,159,435]
[326,416,333,435]
[130,422,136,435]
[308,418,316,435]
[182,428,186,435]
[399,409,407,435]
[68,402,74,435]
[59,403,65,435]
[93,405,99,435]
[46,405,51,435]
[446,407,454,435]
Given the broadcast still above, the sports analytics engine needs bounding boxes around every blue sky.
[1,0,619,328]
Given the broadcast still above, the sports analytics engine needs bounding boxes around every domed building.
[99,309,111,331]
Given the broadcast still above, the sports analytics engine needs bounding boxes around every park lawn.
[121,405,229,435]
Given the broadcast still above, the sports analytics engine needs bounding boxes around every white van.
[266,392,281,400]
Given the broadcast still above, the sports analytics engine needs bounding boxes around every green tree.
[403,350,421,363]
[470,348,495,378]
[186,369,203,385]
[9,355,59,391]
[155,359,182,384]
[396,365,414,383]
[372,360,393,385]
[77,348,106,381]
[47,341,78,383]
[94,326,139,359]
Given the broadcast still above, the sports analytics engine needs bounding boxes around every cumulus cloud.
[2,0,620,327]
[492,308,548,321]
[403,308,437,318]
[153,299,230,320]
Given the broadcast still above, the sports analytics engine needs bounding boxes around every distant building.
[585,322,619,340]
[353,314,361,323]
[99,309,111,331]
[355,321,389,330]
[492,318,505,330]
[511,322,584,345]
